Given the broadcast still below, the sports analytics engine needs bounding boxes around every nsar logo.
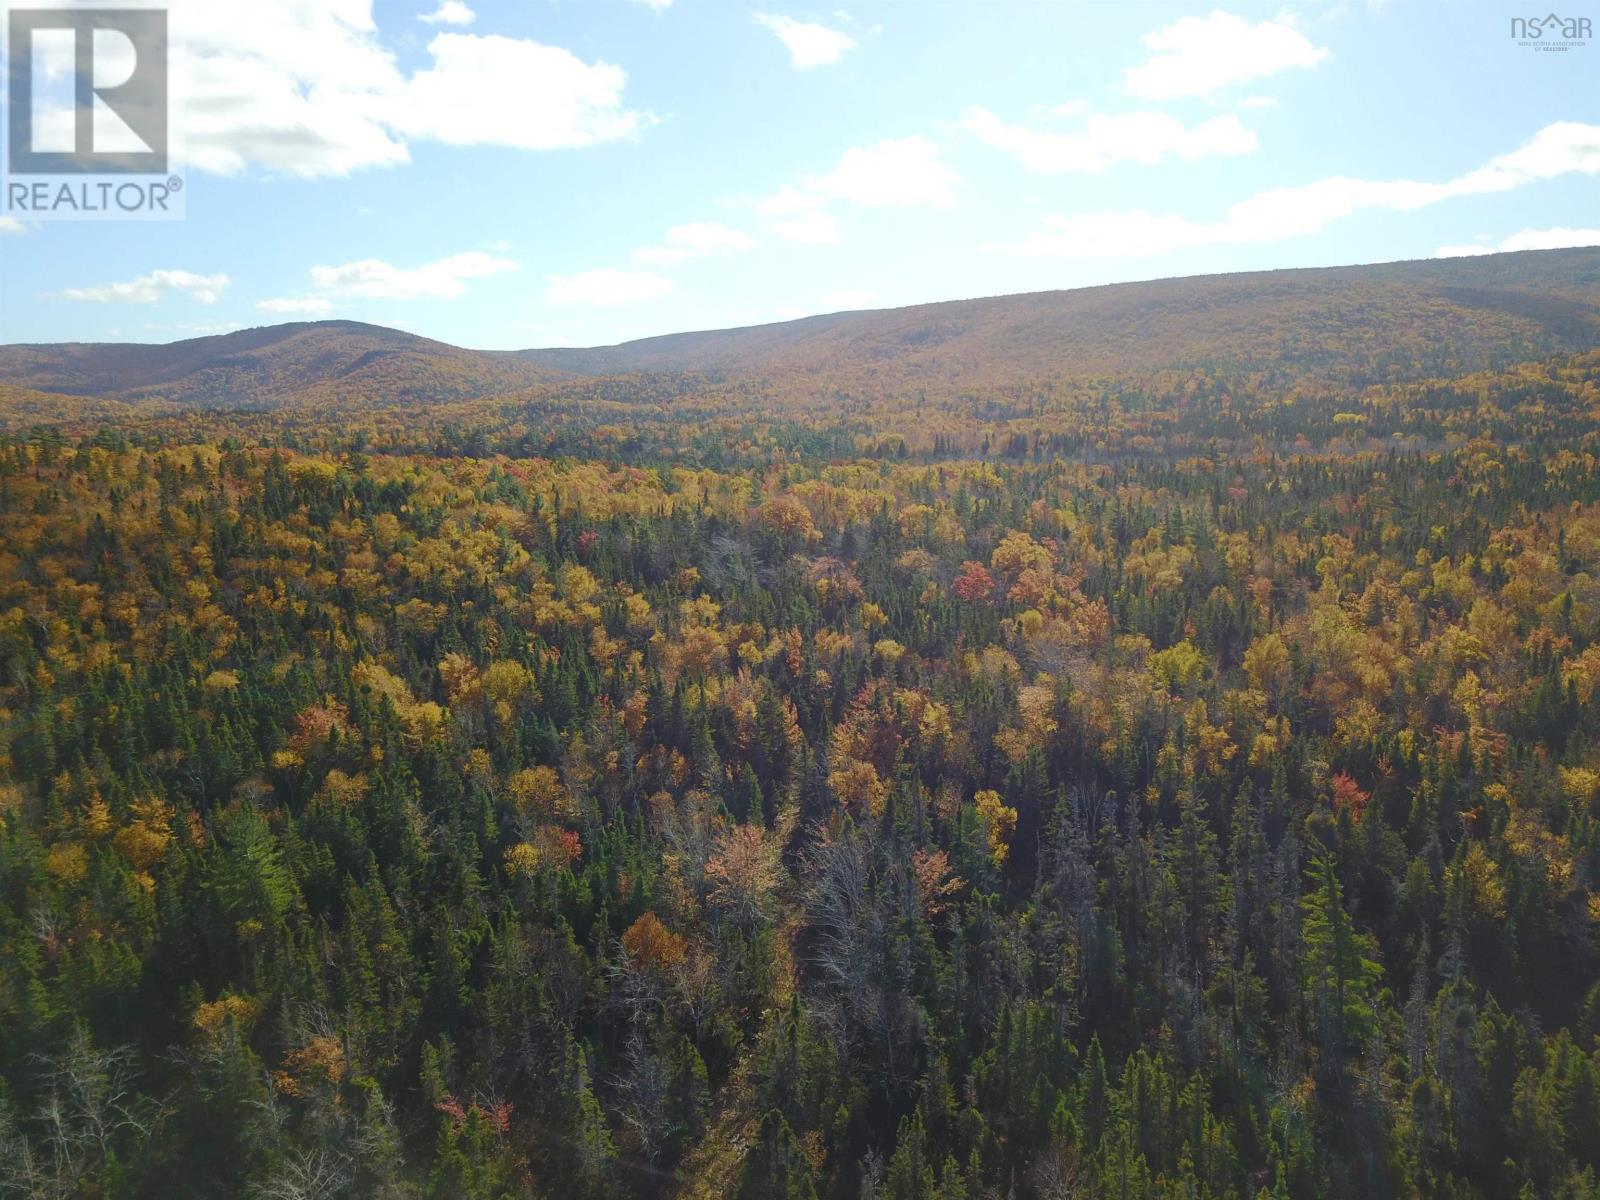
[1510,12,1592,51]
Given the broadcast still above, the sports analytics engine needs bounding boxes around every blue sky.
[0,0,1597,349]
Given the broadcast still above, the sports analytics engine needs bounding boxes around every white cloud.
[389,34,646,152]
[1125,10,1328,100]
[802,136,959,207]
[305,251,517,300]
[173,1,409,177]
[1495,226,1600,251]
[62,270,230,305]
[632,0,674,8]
[546,269,674,306]
[754,14,856,69]
[756,189,843,245]
[166,1,646,177]
[1437,227,1600,258]
[990,121,1600,258]
[753,136,956,246]
[0,217,23,235]
[257,296,336,315]
[634,222,757,265]
[1237,95,1279,110]
[958,106,1256,174]
[1454,122,1600,193]
[758,185,825,216]
[419,1,475,25]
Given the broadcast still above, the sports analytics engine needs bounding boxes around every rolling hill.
[0,320,553,412]
[3,248,1599,421]
[515,248,1600,389]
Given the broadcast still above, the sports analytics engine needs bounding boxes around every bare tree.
[614,1029,674,1164]
[250,1147,354,1200]
[1031,1137,1084,1200]
[4,1031,159,1200]
[804,822,923,1094]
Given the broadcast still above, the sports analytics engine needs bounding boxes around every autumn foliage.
[5,326,1600,1197]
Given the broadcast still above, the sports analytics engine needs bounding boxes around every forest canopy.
[3,309,1600,1197]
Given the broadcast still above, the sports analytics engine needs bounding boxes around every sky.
[0,0,1597,350]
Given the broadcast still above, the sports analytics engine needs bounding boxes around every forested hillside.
[518,249,1600,389]
[4,254,1600,1198]
[5,249,1599,426]
[0,323,552,415]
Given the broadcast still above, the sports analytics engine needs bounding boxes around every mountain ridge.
[0,320,555,411]
[515,248,1600,385]
[4,247,1599,415]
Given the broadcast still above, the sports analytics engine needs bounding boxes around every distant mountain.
[0,320,553,411]
[515,249,1600,389]
[3,249,1598,422]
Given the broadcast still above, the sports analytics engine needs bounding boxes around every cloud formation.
[958,107,1257,173]
[306,251,518,300]
[170,0,647,177]
[756,187,843,245]
[754,15,856,69]
[419,2,474,26]
[754,136,958,247]
[1125,10,1328,100]
[634,222,757,265]
[990,122,1600,258]
[1437,227,1600,257]
[801,136,959,207]
[62,270,230,305]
